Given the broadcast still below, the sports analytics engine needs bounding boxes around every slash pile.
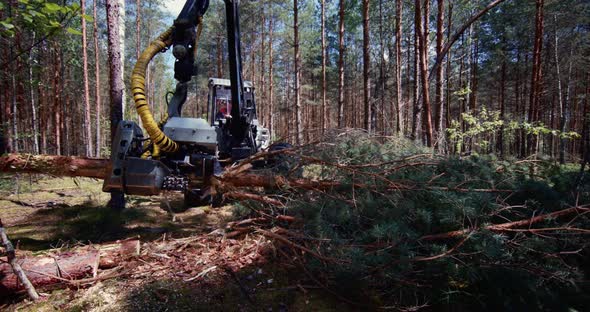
[220,131,590,311]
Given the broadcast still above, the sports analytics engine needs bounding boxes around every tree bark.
[118,0,126,117]
[554,14,565,164]
[321,0,327,134]
[293,0,303,144]
[82,0,93,157]
[528,0,544,156]
[498,36,506,157]
[106,0,126,209]
[395,0,403,134]
[94,0,102,157]
[337,0,345,128]
[445,2,453,130]
[417,0,433,146]
[53,43,62,156]
[378,0,386,134]
[435,0,445,136]
[412,1,421,141]
[0,153,108,179]
[216,36,223,78]
[29,32,39,155]
[260,7,267,127]
[268,12,275,138]
[362,0,371,131]
[136,0,141,60]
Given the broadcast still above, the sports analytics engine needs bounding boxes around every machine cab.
[207,78,258,126]
[207,78,270,151]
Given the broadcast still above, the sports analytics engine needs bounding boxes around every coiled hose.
[131,27,179,153]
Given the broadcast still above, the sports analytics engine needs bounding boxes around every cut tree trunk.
[0,154,108,179]
[0,239,139,295]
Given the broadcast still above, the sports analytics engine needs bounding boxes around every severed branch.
[0,219,40,301]
[224,191,284,206]
[420,206,590,241]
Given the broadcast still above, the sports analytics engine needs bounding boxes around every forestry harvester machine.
[103,0,275,205]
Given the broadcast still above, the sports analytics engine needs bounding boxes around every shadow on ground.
[61,264,356,312]
[7,196,224,251]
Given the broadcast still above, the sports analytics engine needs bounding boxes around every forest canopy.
[0,0,588,161]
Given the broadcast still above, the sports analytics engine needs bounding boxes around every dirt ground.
[0,174,354,311]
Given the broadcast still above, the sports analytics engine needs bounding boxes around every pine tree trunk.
[554,15,565,164]
[39,49,47,154]
[321,0,327,134]
[362,0,371,131]
[268,12,275,139]
[469,38,479,113]
[293,0,303,145]
[445,2,453,130]
[435,0,445,136]
[337,0,345,128]
[498,36,506,157]
[10,0,20,153]
[29,32,39,155]
[136,0,140,60]
[94,0,102,157]
[260,8,266,126]
[81,0,93,157]
[405,32,412,134]
[216,36,223,77]
[378,0,386,134]
[412,0,421,141]
[560,42,575,163]
[106,0,126,209]
[395,0,403,134]
[528,0,544,156]
[10,59,18,153]
[53,43,62,156]
[118,0,126,117]
[417,0,433,146]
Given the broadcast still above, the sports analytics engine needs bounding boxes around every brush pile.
[219,131,590,311]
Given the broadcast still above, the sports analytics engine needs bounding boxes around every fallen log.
[0,239,139,296]
[0,153,108,179]
[0,219,39,301]
[0,154,355,193]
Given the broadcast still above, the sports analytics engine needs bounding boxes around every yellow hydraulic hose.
[141,113,168,159]
[131,27,179,153]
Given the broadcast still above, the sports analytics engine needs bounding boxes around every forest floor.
[0,175,352,311]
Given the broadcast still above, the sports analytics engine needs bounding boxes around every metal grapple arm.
[168,0,210,118]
